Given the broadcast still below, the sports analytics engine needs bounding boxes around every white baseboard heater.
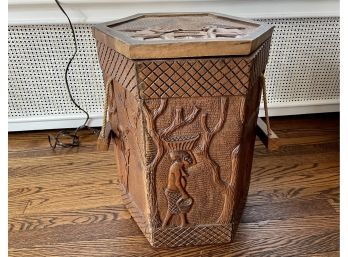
[8,8,340,132]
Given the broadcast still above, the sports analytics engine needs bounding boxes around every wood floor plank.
[9,164,118,190]
[8,151,115,172]
[9,218,143,248]
[8,145,99,159]
[9,231,339,257]
[299,251,339,257]
[8,199,29,217]
[253,151,339,166]
[251,161,338,179]
[253,141,339,159]
[242,198,336,223]
[9,205,131,233]
[327,198,340,213]
[238,215,339,238]
[249,171,338,192]
[246,185,339,207]
[18,182,122,215]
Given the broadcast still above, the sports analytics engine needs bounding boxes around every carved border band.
[96,41,137,92]
[152,224,233,247]
[96,40,271,100]
[137,58,251,99]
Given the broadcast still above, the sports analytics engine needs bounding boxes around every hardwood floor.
[8,113,340,257]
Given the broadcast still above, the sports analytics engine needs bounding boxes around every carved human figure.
[162,150,193,228]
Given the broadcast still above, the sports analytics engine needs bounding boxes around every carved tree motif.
[143,99,167,173]
[215,97,246,223]
[142,100,200,228]
[217,144,240,223]
[195,97,244,224]
[196,97,228,189]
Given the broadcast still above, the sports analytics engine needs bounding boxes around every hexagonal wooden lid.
[93,13,274,59]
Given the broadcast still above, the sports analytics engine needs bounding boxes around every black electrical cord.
[48,0,99,149]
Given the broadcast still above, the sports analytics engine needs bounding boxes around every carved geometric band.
[137,57,252,99]
[152,224,233,247]
[96,41,137,92]
[96,39,270,99]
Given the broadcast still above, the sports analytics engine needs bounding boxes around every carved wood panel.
[95,37,271,247]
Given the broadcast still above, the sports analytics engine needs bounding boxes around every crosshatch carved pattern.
[96,41,137,92]
[152,224,232,247]
[137,58,252,99]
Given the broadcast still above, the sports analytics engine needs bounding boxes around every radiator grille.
[8,24,104,118]
[8,17,339,119]
[258,17,340,104]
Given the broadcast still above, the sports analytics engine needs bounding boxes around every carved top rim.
[92,12,274,59]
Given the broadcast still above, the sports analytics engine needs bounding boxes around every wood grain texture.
[94,35,272,247]
[9,113,339,256]
[92,13,274,59]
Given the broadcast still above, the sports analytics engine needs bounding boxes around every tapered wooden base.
[93,13,273,247]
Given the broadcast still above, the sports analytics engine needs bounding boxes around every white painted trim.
[8,113,103,132]
[8,0,339,25]
[8,100,339,132]
[258,99,340,117]
[9,0,207,4]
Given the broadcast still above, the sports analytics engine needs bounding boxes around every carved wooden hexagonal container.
[93,13,273,247]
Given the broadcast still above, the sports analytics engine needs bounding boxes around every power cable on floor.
[48,0,99,149]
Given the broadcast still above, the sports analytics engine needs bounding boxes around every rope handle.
[257,73,280,150]
[260,73,272,136]
[99,77,113,138]
[97,77,113,151]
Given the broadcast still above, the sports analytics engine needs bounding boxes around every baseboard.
[258,99,339,117]
[8,113,103,132]
[8,100,339,132]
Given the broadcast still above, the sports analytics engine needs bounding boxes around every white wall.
[9,0,339,25]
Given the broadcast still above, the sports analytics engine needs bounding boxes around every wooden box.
[93,13,273,247]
